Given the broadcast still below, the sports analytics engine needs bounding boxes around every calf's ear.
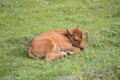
[66,29,72,36]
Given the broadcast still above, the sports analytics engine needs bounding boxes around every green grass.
[0,0,120,80]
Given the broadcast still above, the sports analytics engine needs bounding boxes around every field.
[0,0,120,80]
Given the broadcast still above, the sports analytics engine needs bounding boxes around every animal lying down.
[28,27,84,61]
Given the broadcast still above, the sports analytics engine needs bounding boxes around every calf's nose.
[79,46,85,50]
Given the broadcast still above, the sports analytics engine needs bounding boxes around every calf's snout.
[79,46,85,50]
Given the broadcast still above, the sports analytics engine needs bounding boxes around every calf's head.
[66,27,84,50]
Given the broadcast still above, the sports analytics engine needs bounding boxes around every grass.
[0,0,120,80]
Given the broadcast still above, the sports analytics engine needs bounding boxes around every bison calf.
[28,27,84,61]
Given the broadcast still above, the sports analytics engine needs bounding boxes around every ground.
[0,0,120,80]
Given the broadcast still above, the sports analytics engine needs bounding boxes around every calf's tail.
[28,47,38,59]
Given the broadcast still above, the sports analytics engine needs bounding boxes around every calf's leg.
[45,52,67,61]
[68,47,80,55]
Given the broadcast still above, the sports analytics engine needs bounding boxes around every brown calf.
[28,27,84,61]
